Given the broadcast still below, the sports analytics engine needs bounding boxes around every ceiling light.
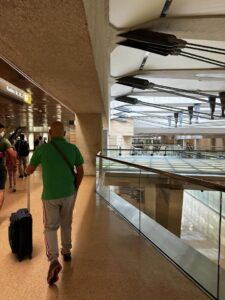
[42,96,49,102]
[26,88,32,94]
[196,73,225,78]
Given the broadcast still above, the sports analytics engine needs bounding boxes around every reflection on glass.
[139,178,221,263]
[138,174,221,297]
[220,193,225,299]
[181,190,220,264]
[110,186,143,209]
[140,176,184,237]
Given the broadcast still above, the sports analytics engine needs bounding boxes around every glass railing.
[104,148,225,160]
[101,149,225,178]
[96,152,225,299]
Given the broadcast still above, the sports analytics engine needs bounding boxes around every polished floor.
[0,169,209,299]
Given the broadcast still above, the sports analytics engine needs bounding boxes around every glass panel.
[106,160,141,229]
[139,170,220,298]
[97,153,225,297]
[96,156,110,202]
[96,155,100,190]
[219,192,225,299]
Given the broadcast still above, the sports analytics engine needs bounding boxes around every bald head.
[49,121,65,138]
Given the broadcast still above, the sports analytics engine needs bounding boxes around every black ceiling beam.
[116,76,221,107]
[114,105,190,123]
[118,30,186,49]
[161,0,173,17]
[118,30,225,68]
[115,96,216,120]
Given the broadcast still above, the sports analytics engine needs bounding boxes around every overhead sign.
[23,93,32,105]
[0,78,32,105]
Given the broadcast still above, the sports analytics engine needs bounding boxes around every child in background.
[6,147,18,192]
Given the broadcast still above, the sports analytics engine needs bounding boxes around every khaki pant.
[42,193,76,262]
[18,156,27,176]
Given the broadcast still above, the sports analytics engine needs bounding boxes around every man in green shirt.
[26,121,84,285]
[0,123,16,210]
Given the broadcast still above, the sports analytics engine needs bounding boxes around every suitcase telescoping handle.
[27,175,31,212]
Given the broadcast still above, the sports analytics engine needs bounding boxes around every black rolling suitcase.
[8,177,33,261]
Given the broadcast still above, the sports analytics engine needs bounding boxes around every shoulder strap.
[51,141,76,177]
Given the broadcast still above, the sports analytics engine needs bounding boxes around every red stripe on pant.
[43,201,51,260]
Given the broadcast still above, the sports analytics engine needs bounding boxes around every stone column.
[109,119,134,150]
[211,137,216,151]
[74,113,102,175]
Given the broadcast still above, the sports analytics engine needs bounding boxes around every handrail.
[103,148,225,153]
[97,152,225,192]
[104,148,183,151]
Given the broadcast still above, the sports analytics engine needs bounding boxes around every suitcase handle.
[27,175,30,212]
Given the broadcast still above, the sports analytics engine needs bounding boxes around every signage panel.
[0,78,32,105]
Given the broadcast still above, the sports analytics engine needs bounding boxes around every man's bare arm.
[76,165,84,191]
[26,164,37,175]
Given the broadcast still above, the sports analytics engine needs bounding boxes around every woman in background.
[6,146,18,192]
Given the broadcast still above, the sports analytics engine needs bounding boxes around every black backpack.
[17,140,29,157]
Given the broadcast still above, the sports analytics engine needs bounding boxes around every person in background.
[0,123,17,210]
[38,136,44,145]
[15,134,30,178]
[34,137,39,150]
[6,146,18,192]
[43,137,48,144]
[26,121,84,286]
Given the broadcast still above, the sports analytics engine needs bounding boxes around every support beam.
[155,187,183,237]
[74,113,102,175]
[140,17,225,41]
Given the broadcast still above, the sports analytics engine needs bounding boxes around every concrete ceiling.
[1,0,225,137]
[109,0,225,135]
[0,0,104,115]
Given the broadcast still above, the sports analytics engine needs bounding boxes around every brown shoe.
[47,260,62,285]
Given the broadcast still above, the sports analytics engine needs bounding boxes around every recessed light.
[196,73,225,78]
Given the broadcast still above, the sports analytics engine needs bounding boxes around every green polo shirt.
[30,137,84,200]
[0,137,12,170]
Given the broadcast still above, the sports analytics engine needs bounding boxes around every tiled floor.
[0,169,209,299]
